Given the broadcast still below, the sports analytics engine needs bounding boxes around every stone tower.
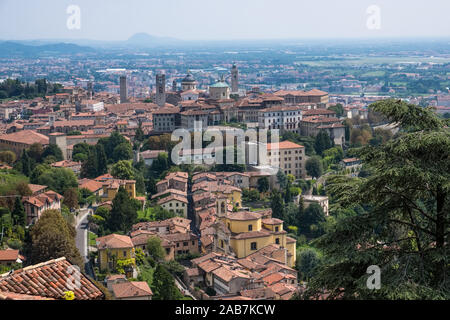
[156,73,166,107]
[231,64,239,93]
[120,76,127,104]
[172,79,177,92]
[49,133,67,160]
[87,81,94,100]
[216,196,228,219]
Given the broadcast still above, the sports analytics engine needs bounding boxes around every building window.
[250,242,257,250]
[275,226,279,232]
[183,242,188,246]
[275,238,280,244]
[123,251,127,257]
[248,224,253,231]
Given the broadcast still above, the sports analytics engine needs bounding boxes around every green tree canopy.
[0,150,16,165]
[111,160,135,180]
[41,144,64,162]
[306,100,450,300]
[306,156,323,179]
[314,130,333,155]
[30,209,83,267]
[257,177,270,193]
[113,142,133,162]
[106,187,138,233]
[11,197,26,226]
[63,188,79,211]
[270,189,285,220]
[297,248,322,281]
[146,236,165,261]
[35,167,77,194]
[152,264,183,300]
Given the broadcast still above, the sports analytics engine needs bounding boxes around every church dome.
[210,81,229,88]
[182,72,196,83]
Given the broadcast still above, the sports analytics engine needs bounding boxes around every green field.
[361,71,386,77]
[298,55,450,67]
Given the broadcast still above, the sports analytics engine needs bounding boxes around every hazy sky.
[0,0,449,41]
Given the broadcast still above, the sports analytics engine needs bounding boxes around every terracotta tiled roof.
[0,291,55,300]
[200,235,214,248]
[131,232,156,247]
[157,194,188,205]
[0,257,103,300]
[212,266,236,282]
[267,140,304,150]
[274,89,328,97]
[198,260,221,273]
[51,160,81,168]
[96,234,134,250]
[111,281,152,299]
[226,211,261,221]
[0,130,49,146]
[262,218,283,225]
[0,250,20,262]
[185,268,200,277]
[151,189,187,199]
[22,190,63,208]
[262,272,284,285]
[240,287,275,300]
[219,295,252,300]
[78,179,103,193]
[232,229,271,240]
[28,184,47,195]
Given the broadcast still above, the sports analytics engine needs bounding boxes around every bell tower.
[216,196,228,219]
[156,73,166,107]
[231,63,239,94]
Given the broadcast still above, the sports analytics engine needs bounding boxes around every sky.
[0,0,449,41]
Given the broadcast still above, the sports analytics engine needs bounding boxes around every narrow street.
[75,207,94,278]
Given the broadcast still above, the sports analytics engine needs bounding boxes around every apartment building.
[258,105,303,133]
[267,140,306,179]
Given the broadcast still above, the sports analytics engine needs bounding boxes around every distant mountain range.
[0,41,96,57]
[0,33,184,56]
[125,33,181,46]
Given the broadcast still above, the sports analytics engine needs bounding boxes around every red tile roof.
[111,281,152,299]
[0,250,20,262]
[96,234,134,250]
[267,140,304,150]
[0,130,49,146]
[0,257,103,300]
